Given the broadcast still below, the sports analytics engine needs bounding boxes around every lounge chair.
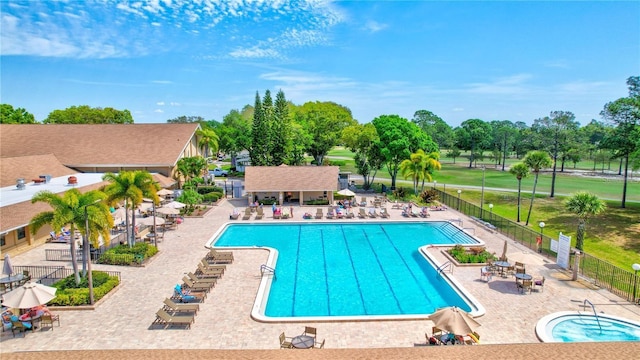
[345,209,355,219]
[273,209,281,219]
[326,208,334,219]
[200,258,227,271]
[419,207,429,217]
[255,207,264,220]
[163,298,199,314]
[358,208,366,219]
[368,208,378,218]
[174,284,206,302]
[154,309,194,329]
[242,208,252,220]
[380,208,390,218]
[279,332,293,349]
[314,339,325,349]
[205,249,234,263]
[196,263,224,278]
[182,276,213,292]
[229,208,240,220]
[187,272,217,285]
[315,208,323,219]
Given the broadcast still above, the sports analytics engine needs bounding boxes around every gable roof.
[0,123,200,167]
[244,166,339,192]
[0,154,77,187]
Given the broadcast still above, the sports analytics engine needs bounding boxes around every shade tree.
[44,105,134,124]
[0,104,36,123]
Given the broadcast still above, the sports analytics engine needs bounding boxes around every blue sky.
[1,1,638,126]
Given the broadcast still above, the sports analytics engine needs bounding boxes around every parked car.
[209,167,229,177]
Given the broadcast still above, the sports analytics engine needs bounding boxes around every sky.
[1,1,639,127]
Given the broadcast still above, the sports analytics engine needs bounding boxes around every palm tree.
[565,192,606,251]
[509,163,530,222]
[102,171,159,246]
[399,154,423,195]
[523,150,552,226]
[30,189,113,284]
[418,150,442,191]
[196,128,219,159]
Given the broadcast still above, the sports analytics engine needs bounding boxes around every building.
[244,166,340,206]
[0,123,202,254]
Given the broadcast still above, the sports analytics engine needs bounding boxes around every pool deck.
[2,198,640,354]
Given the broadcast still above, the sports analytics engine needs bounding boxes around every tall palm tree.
[102,171,159,246]
[418,151,441,191]
[523,150,552,225]
[509,163,530,222]
[30,189,112,284]
[565,191,606,251]
[399,153,423,195]
[196,128,219,159]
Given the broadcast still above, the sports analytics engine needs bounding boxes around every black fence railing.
[45,231,131,262]
[434,188,638,303]
[12,265,121,287]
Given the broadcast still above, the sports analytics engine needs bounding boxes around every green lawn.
[326,147,640,269]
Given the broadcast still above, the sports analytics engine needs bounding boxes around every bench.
[470,216,497,232]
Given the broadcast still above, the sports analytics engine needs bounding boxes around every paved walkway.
[2,198,639,353]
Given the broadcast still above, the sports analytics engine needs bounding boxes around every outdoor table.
[514,273,532,281]
[19,313,42,328]
[0,274,24,290]
[291,335,315,349]
[494,261,511,277]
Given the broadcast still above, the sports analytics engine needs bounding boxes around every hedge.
[48,271,120,306]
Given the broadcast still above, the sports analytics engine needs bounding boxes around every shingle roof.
[244,166,339,192]
[0,154,77,187]
[0,123,200,167]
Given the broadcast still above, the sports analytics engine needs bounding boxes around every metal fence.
[12,265,121,287]
[45,231,130,262]
[435,188,638,303]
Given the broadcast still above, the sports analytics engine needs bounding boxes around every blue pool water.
[549,314,640,342]
[213,221,480,318]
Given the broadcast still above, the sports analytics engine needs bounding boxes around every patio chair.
[314,339,325,349]
[154,309,194,329]
[533,276,546,292]
[187,272,217,285]
[196,263,224,278]
[303,326,317,339]
[205,249,234,263]
[480,266,493,282]
[163,298,199,314]
[173,284,206,302]
[273,209,281,219]
[380,207,390,218]
[242,208,252,220]
[39,314,60,331]
[345,209,355,219]
[200,259,228,272]
[315,208,323,219]
[326,208,334,219]
[368,208,378,218]
[279,332,294,349]
[358,208,367,218]
[229,208,240,220]
[518,280,533,294]
[182,276,213,292]
[10,317,33,337]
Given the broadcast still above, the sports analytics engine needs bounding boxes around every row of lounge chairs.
[152,249,234,329]
[230,207,265,220]
[315,207,391,219]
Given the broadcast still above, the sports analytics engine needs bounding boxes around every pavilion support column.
[248,192,253,206]
[279,192,284,206]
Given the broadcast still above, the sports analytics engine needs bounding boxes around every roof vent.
[16,178,26,190]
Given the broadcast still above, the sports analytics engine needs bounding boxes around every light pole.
[538,221,546,254]
[480,166,486,219]
[433,180,437,190]
[457,189,462,210]
[489,203,494,222]
[84,199,101,305]
[632,263,640,304]
[152,200,157,249]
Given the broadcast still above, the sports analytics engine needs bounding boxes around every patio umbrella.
[137,216,165,226]
[157,189,173,196]
[156,207,179,215]
[500,239,508,261]
[1,281,57,309]
[143,197,164,203]
[3,254,14,278]
[337,189,356,197]
[429,306,481,335]
[164,201,185,209]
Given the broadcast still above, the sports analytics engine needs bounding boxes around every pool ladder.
[260,264,276,279]
[581,299,602,333]
[437,261,453,276]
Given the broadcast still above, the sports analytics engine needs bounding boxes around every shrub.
[48,271,120,306]
[447,245,494,264]
[393,187,407,200]
[197,186,223,195]
[202,192,220,203]
[97,242,157,266]
[419,189,439,204]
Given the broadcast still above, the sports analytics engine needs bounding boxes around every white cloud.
[544,59,570,69]
[364,20,387,33]
[154,109,164,113]
[452,108,464,112]
[152,80,173,84]
[229,47,281,59]
[157,101,165,106]
[170,102,181,106]
[464,74,534,95]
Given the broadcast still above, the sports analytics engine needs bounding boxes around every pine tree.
[250,91,268,166]
[272,90,290,165]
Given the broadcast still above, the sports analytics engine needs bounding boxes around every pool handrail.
[581,299,602,333]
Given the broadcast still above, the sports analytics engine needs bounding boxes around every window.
[0,234,5,247]
[17,227,26,240]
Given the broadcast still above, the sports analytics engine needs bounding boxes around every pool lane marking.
[340,225,369,315]
[320,228,331,316]
[361,227,403,313]
[291,225,302,316]
[378,225,432,305]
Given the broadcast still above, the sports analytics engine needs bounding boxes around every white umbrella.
[2,254,13,278]
[157,189,173,196]
[143,197,164,203]
[429,306,481,335]
[164,201,185,209]
[1,281,57,309]
[156,207,180,215]
[138,202,153,212]
[138,216,165,226]
[111,208,130,225]
[337,189,356,197]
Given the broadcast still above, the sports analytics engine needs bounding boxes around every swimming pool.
[209,221,484,322]
[536,311,640,342]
